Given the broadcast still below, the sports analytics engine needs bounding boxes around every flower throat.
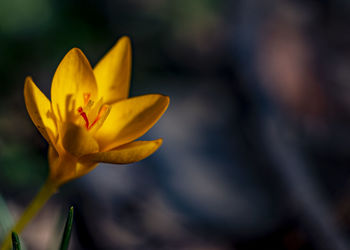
[77,93,109,130]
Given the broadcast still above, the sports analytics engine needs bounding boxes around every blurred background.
[0,0,350,249]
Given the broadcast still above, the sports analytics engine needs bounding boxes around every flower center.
[77,93,110,131]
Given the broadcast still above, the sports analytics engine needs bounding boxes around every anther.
[83,93,91,106]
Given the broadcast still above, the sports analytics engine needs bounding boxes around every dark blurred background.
[0,0,350,249]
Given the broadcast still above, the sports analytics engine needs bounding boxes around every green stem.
[0,179,57,250]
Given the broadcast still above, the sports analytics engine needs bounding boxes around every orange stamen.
[83,93,91,106]
[89,105,108,128]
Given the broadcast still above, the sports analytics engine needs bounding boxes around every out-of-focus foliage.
[7,207,74,250]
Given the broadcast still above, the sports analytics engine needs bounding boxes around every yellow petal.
[48,145,61,181]
[75,161,98,179]
[48,145,59,172]
[51,48,97,122]
[47,147,88,186]
[95,94,169,151]
[24,77,57,146]
[81,139,163,164]
[93,36,131,104]
[62,122,99,157]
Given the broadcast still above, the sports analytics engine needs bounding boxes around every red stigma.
[78,107,89,129]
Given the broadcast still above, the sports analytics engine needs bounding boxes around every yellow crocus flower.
[1,36,169,249]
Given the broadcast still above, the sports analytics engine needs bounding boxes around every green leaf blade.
[11,232,21,250]
[59,206,74,250]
